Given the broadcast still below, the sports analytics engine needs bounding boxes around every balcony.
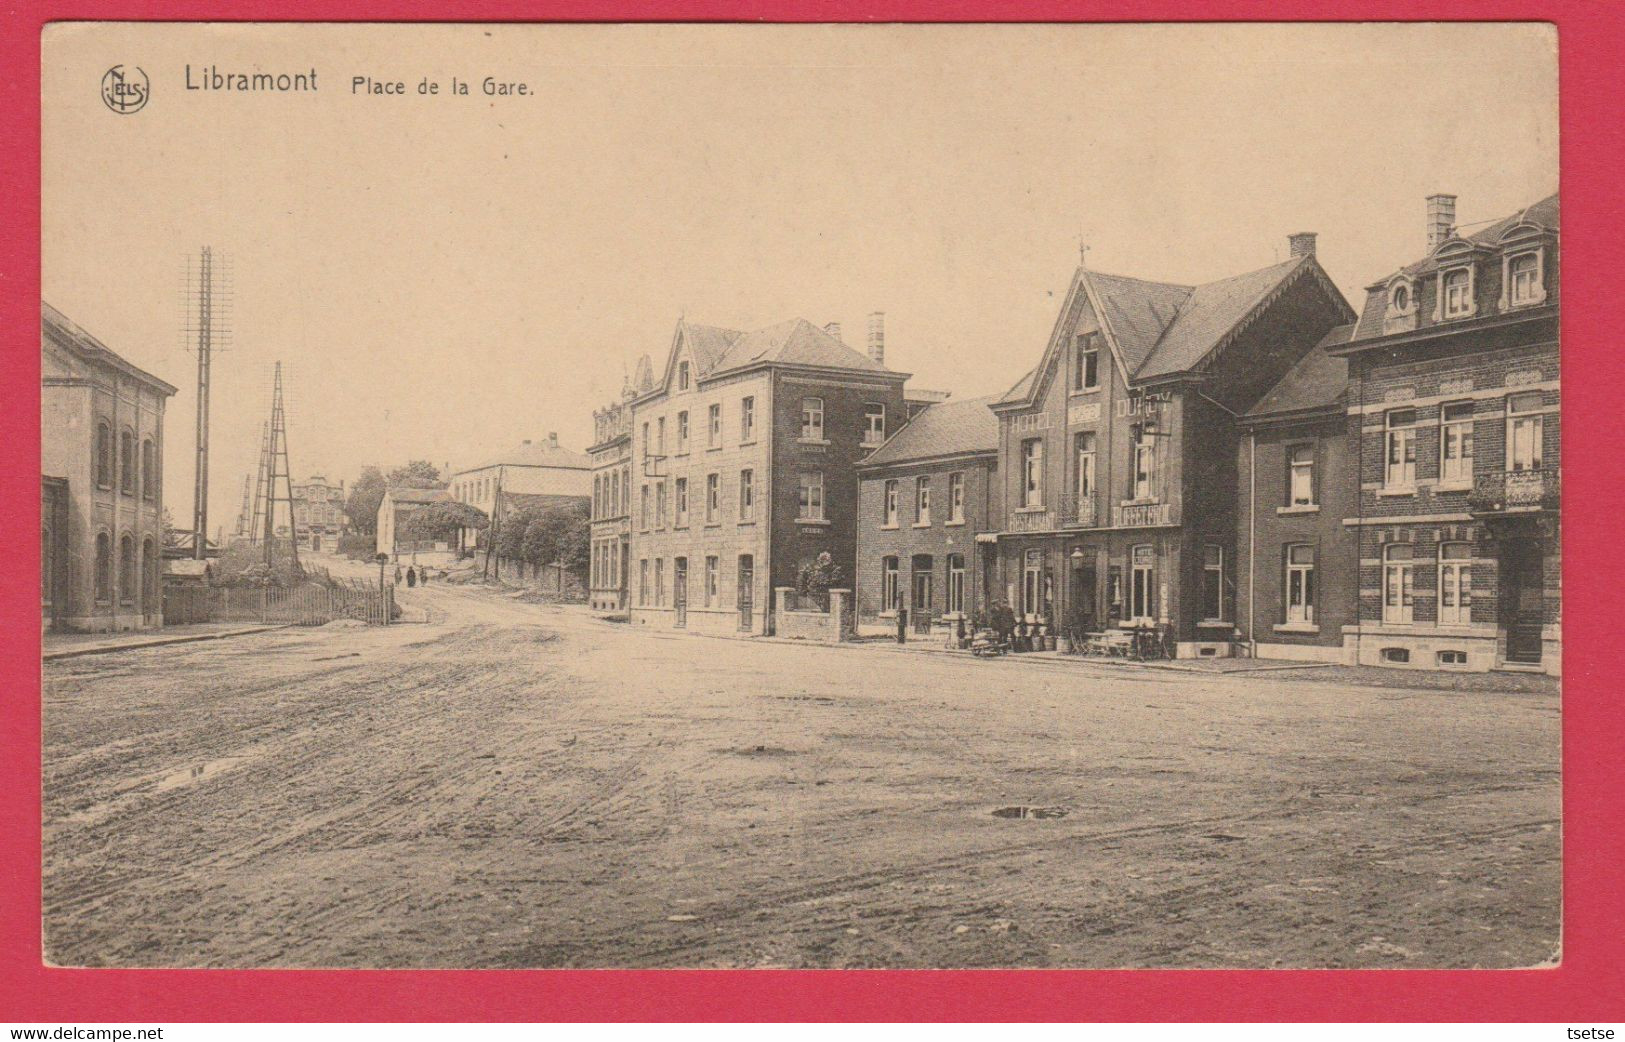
[1061,492,1099,528]
[1468,469,1560,516]
[1009,505,1056,533]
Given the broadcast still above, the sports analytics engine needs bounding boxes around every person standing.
[393,564,402,587]
[406,566,417,588]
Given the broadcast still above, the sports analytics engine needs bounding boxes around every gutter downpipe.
[1248,431,1257,658]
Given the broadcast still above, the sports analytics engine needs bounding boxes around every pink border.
[4,2,1622,1022]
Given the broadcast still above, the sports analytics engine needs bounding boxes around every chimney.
[548,432,559,448]
[867,311,885,366]
[1427,193,1457,251]
[823,321,842,341]
[1288,232,1317,259]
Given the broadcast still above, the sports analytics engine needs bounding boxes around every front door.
[1070,562,1097,636]
[737,555,754,631]
[673,558,688,628]
[1501,538,1545,664]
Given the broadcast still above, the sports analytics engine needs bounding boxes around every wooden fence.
[163,580,396,627]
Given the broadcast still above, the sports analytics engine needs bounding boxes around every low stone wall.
[773,588,853,643]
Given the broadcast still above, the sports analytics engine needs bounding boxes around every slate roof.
[498,490,587,514]
[43,301,179,395]
[860,395,1000,468]
[1351,193,1559,342]
[997,255,1325,403]
[387,486,451,505]
[1245,324,1354,420]
[709,317,898,377]
[461,440,591,473]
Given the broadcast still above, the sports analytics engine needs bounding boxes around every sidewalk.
[42,623,287,661]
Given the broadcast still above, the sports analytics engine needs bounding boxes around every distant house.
[375,485,451,559]
[41,302,178,633]
[291,474,347,551]
[450,432,591,550]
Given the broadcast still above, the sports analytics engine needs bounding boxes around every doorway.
[737,555,754,631]
[1500,538,1545,664]
[673,557,688,628]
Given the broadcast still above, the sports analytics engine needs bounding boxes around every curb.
[42,625,289,661]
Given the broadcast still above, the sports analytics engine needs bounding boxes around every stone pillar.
[829,588,852,642]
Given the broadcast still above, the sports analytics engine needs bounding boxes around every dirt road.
[42,580,1560,968]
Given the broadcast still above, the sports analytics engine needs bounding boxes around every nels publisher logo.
[101,65,149,114]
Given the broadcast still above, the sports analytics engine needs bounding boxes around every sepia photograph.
[38,21,1560,971]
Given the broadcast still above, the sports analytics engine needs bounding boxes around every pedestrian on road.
[992,600,1016,648]
[393,565,402,587]
[420,567,430,585]
[406,566,417,588]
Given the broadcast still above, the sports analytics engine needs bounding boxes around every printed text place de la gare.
[185,65,318,91]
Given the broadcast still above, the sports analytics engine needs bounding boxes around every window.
[741,396,755,441]
[1286,544,1316,625]
[1391,282,1411,312]
[948,472,965,524]
[1438,650,1468,666]
[1440,402,1474,484]
[1021,438,1044,508]
[119,534,135,605]
[678,360,691,390]
[593,476,602,519]
[1507,251,1543,307]
[676,411,689,453]
[1133,428,1155,500]
[947,553,966,615]
[1076,433,1096,500]
[708,403,722,448]
[143,537,158,607]
[801,397,824,441]
[655,559,665,606]
[798,471,825,521]
[1441,267,1474,319]
[96,423,112,488]
[882,556,900,612]
[915,476,931,525]
[674,477,689,526]
[1130,544,1155,622]
[1382,647,1411,664]
[639,559,649,605]
[119,430,134,494]
[706,473,720,523]
[640,484,650,529]
[739,469,754,520]
[655,480,667,527]
[863,404,886,446]
[882,479,899,526]
[705,556,718,607]
[141,439,156,500]
[655,417,666,455]
[1285,443,1315,506]
[1074,333,1100,390]
[1385,409,1417,487]
[1201,545,1226,622]
[94,532,111,603]
[1507,392,1544,472]
[1382,543,1415,624]
[1438,542,1472,625]
[641,422,650,455]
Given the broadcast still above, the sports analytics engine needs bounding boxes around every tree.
[387,460,442,488]
[797,551,844,608]
[399,501,488,549]
[344,466,386,535]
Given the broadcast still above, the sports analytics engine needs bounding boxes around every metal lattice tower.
[248,421,270,547]
[261,363,301,571]
[235,474,252,539]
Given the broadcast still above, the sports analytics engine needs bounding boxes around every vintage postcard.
[39,21,1559,971]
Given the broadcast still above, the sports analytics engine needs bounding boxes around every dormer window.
[1383,276,1418,334]
[1391,283,1409,312]
[678,361,691,390]
[1502,249,1547,309]
[1437,266,1477,321]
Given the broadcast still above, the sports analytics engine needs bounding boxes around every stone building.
[1326,193,1560,674]
[41,303,177,632]
[375,485,451,559]
[291,474,347,551]
[854,395,1003,634]
[450,434,591,551]
[587,356,654,611]
[986,240,1354,654]
[627,315,908,635]
[1235,326,1361,662]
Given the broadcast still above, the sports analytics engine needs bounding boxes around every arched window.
[119,534,136,606]
[96,423,113,488]
[141,439,156,499]
[94,532,112,603]
[120,429,135,494]
[143,537,158,609]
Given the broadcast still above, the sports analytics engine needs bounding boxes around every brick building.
[627,315,908,635]
[41,303,177,632]
[587,356,654,611]
[291,474,347,551]
[987,241,1354,654]
[1236,326,1361,662]
[1326,193,1560,674]
[854,395,1002,634]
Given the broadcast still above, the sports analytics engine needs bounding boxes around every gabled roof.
[677,322,744,377]
[998,254,1336,407]
[860,395,1000,468]
[459,440,591,474]
[1245,324,1353,420]
[42,301,179,396]
[627,353,658,396]
[387,486,451,505]
[655,316,901,398]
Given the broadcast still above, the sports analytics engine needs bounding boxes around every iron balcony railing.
[1468,469,1561,515]
[1060,492,1099,528]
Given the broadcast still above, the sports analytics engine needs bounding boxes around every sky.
[42,22,1557,537]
